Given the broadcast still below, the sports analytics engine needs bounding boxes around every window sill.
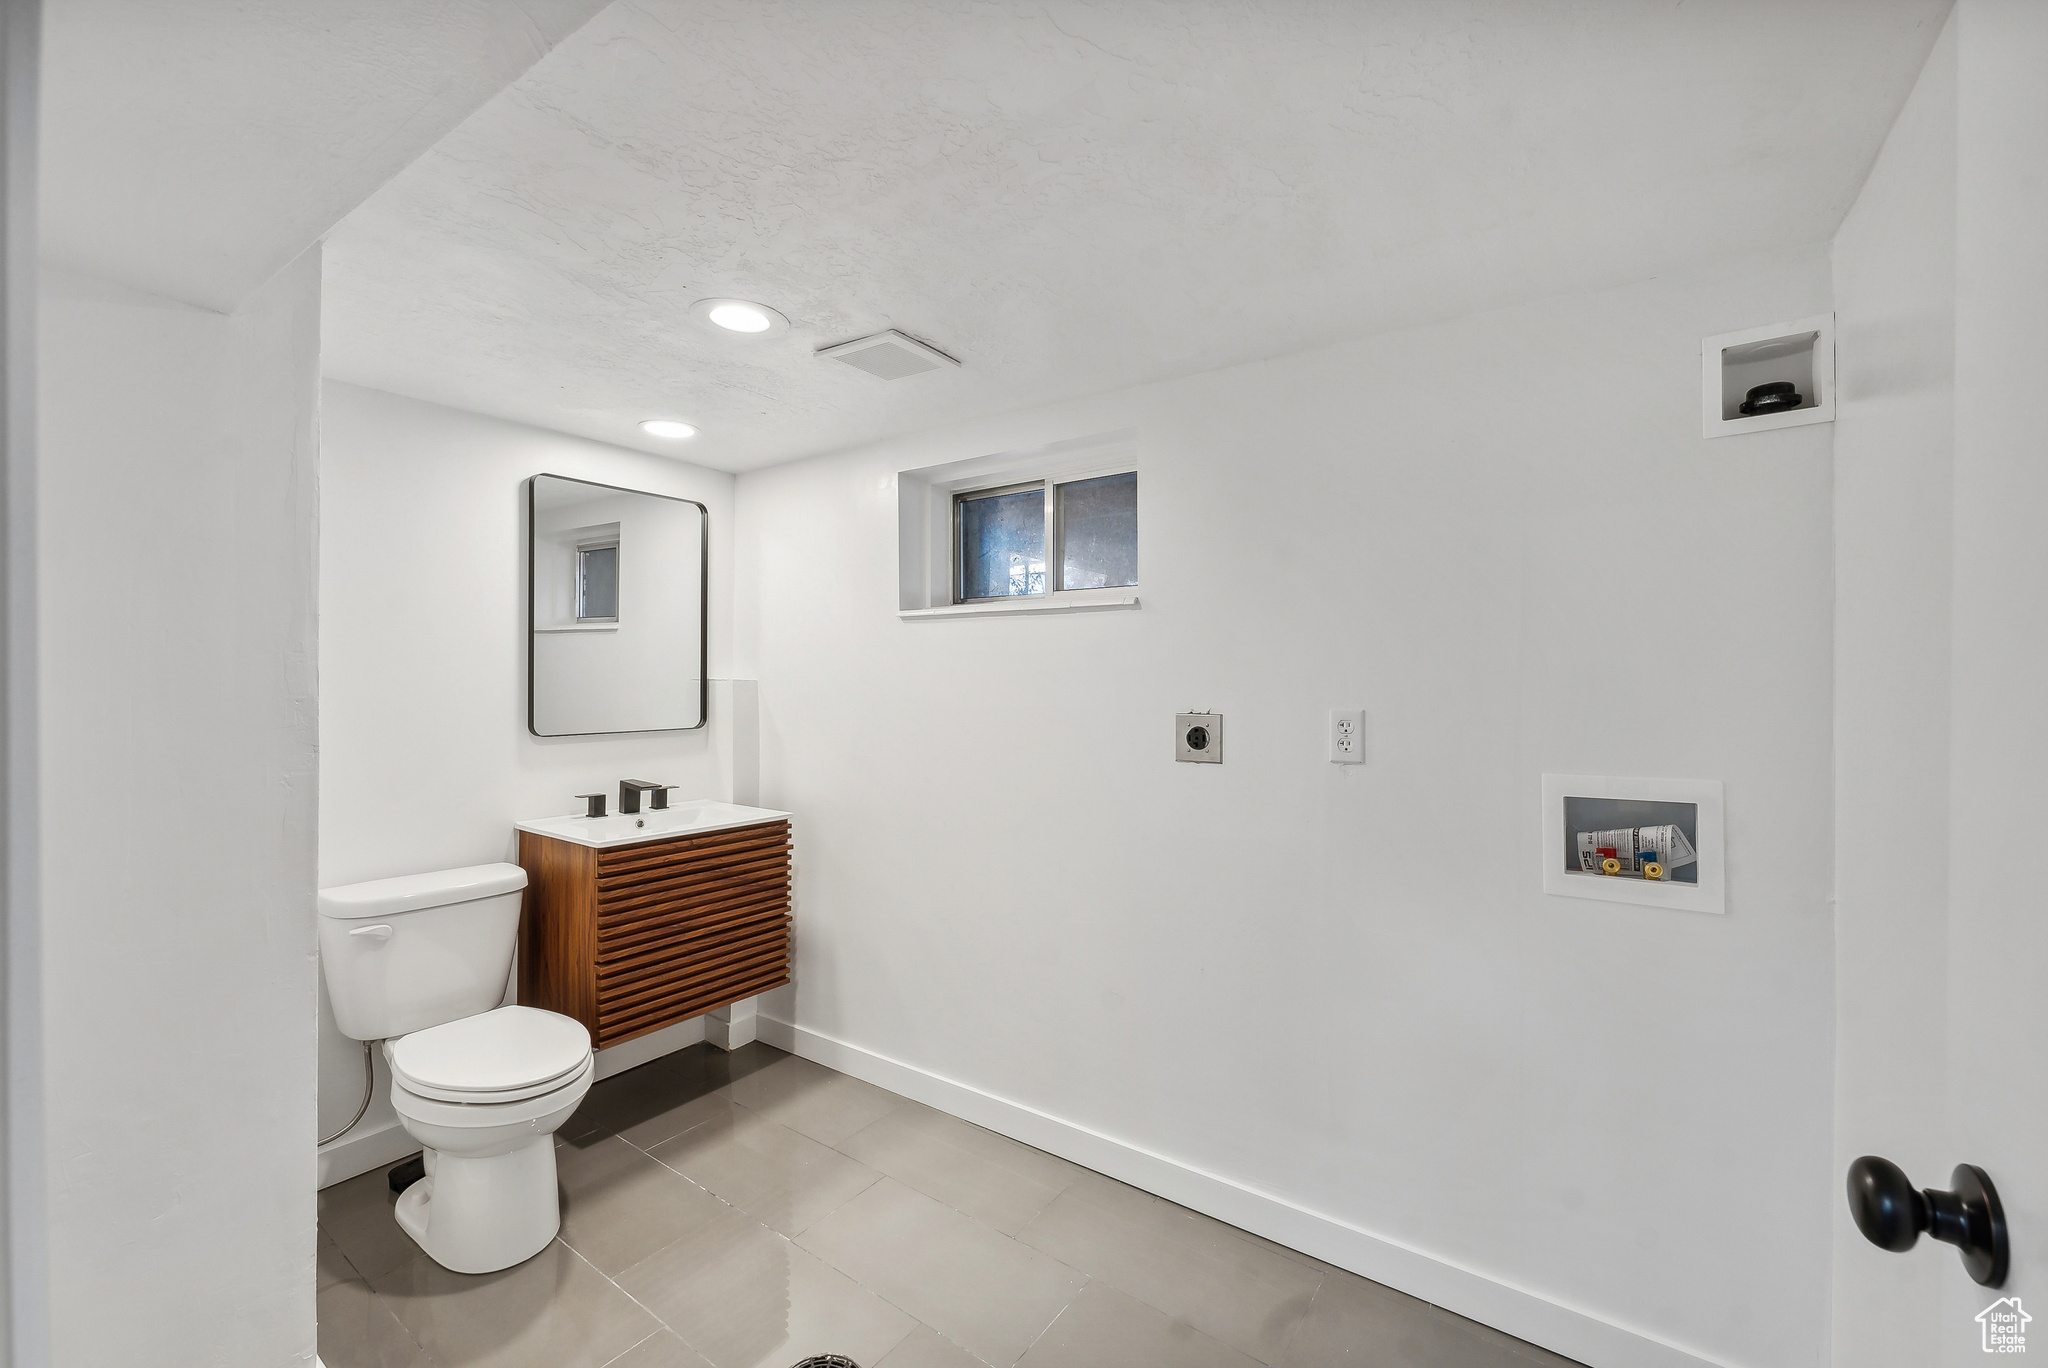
[535,623,620,633]
[899,594,1140,621]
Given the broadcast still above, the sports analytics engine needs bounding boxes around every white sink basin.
[516,798,791,849]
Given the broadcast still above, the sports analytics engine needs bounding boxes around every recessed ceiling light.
[689,297,789,337]
[639,419,697,440]
[710,303,772,332]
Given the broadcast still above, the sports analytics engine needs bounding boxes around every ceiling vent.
[816,329,960,380]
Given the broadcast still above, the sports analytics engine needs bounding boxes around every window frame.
[575,536,621,623]
[950,461,1137,606]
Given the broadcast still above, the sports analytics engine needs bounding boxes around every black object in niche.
[1739,380,1804,415]
[789,1359,861,1368]
[388,1153,426,1197]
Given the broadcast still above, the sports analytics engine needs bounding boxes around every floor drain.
[790,1358,860,1368]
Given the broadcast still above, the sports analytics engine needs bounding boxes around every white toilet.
[318,862,594,1274]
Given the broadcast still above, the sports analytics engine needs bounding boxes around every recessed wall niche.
[1542,774,1725,914]
[1702,313,1835,438]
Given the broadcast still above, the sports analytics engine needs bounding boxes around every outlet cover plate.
[1329,708,1365,763]
[1176,713,1222,763]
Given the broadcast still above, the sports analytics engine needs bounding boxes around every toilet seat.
[389,1053,594,1130]
[388,1005,592,1104]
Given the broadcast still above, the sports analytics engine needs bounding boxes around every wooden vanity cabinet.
[517,818,791,1049]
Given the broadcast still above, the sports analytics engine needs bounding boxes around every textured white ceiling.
[40,0,613,310]
[323,0,1948,472]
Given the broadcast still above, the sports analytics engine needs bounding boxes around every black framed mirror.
[527,473,707,736]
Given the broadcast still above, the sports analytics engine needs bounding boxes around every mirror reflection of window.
[577,541,619,622]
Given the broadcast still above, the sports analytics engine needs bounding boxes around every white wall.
[39,255,320,1367]
[316,380,736,1179]
[736,248,1837,1368]
[1828,12,1956,1365]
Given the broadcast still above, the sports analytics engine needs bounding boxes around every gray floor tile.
[603,1329,717,1368]
[863,1102,1082,1189]
[726,1052,907,1145]
[1440,1308,1588,1368]
[1018,1282,1263,1368]
[1017,1185,1323,1364]
[1220,1224,1336,1275]
[369,1239,661,1368]
[615,1083,751,1152]
[565,1041,786,1145]
[317,1277,430,1368]
[320,1166,423,1284]
[837,1103,1075,1235]
[318,1226,359,1291]
[798,1177,1087,1367]
[1280,1269,1583,1367]
[1080,1180,1331,1275]
[1059,1167,1167,1221]
[556,1133,744,1275]
[647,1102,883,1237]
[315,1049,1577,1368]
[1006,1159,1328,1276]
[874,1323,995,1368]
[616,1211,917,1368]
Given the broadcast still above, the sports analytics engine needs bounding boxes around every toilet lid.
[389,1006,591,1097]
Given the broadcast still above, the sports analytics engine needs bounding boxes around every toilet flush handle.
[349,924,394,942]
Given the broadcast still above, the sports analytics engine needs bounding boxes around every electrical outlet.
[1176,712,1222,764]
[1329,709,1365,764]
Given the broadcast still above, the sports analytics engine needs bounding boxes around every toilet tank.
[318,863,528,1041]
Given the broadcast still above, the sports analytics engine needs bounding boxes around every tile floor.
[318,1042,1583,1368]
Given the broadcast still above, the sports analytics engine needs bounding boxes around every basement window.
[576,540,619,622]
[955,470,1137,603]
[896,428,1141,619]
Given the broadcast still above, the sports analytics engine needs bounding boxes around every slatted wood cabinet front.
[517,818,791,1049]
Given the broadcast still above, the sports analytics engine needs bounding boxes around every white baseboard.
[317,1119,419,1190]
[756,1015,1733,1368]
[706,995,759,1050]
[595,1016,705,1079]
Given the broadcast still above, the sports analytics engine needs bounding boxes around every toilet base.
[393,1139,560,1274]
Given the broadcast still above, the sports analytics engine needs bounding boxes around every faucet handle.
[650,785,681,811]
[575,793,607,819]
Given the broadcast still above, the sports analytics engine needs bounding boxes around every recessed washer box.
[1702,313,1835,439]
[1542,774,1725,914]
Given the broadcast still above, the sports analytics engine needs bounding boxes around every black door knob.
[1846,1156,2008,1287]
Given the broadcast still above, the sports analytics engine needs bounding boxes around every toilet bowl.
[318,863,596,1275]
[382,1005,594,1273]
